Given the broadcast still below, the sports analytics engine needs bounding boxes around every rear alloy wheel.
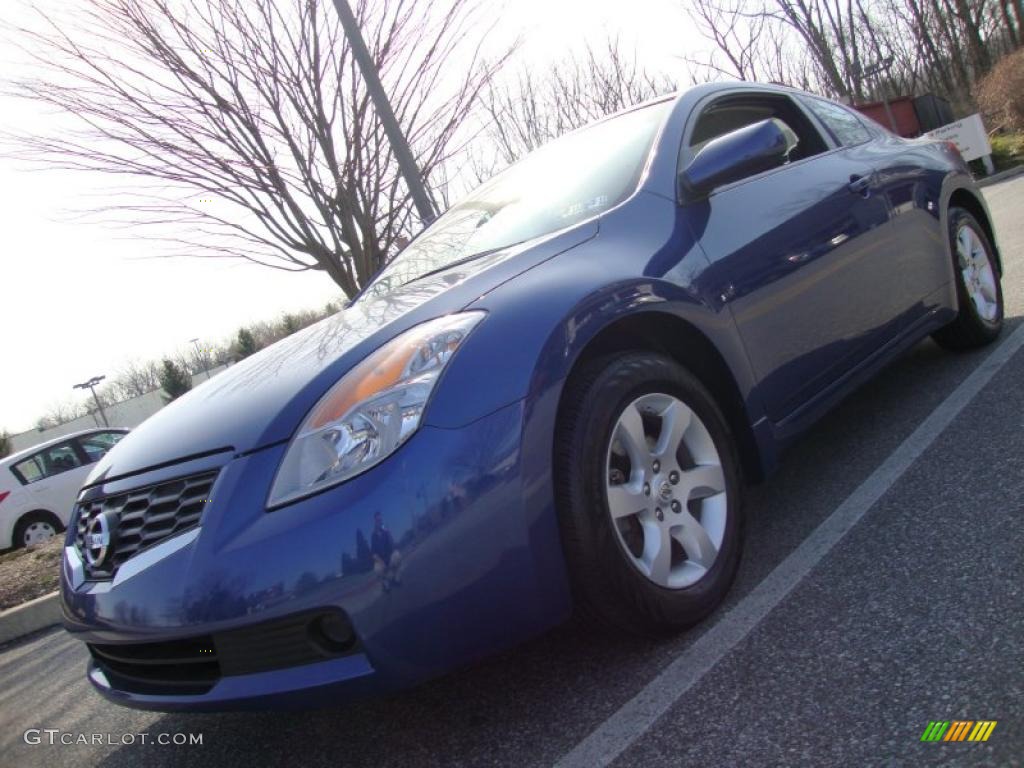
[14,512,62,549]
[933,208,1003,350]
[556,352,743,636]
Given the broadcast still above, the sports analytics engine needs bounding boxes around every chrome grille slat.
[73,471,217,580]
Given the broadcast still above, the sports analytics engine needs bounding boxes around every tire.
[13,511,63,549]
[555,351,744,636]
[932,207,1003,351]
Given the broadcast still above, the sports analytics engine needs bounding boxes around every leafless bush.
[977,49,1024,131]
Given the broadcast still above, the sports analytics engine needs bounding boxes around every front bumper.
[61,400,571,711]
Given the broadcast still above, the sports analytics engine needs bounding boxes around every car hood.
[85,223,598,486]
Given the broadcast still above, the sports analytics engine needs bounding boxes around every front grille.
[74,471,217,580]
[88,609,357,696]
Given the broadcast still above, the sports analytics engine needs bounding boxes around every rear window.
[78,431,125,463]
[801,97,872,146]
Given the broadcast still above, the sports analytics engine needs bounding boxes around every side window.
[801,97,872,146]
[77,431,125,463]
[16,442,84,483]
[12,456,44,485]
[687,94,829,173]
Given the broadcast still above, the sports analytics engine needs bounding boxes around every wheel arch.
[555,311,766,485]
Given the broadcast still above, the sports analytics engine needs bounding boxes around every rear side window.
[77,431,125,463]
[801,97,872,146]
[12,441,83,484]
[12,456,44,484]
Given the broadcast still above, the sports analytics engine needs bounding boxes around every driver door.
[682,91,896,424]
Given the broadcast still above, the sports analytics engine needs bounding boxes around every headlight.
[267,312,485,508]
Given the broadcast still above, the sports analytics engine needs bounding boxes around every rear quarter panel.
[876,135,983,296]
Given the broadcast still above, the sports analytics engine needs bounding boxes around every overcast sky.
[0,0,701,434]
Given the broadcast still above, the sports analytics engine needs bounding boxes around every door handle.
[848,173,873,196]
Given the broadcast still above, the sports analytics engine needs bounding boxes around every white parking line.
[555,320,1024,768]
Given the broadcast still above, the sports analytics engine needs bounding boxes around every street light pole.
[190,338,211,379]
[73,376,109,427]
[856,57,898,134]
[329,0,436,224]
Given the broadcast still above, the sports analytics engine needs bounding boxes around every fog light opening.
[310,611,356,655]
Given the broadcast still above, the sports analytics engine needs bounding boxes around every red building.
[854,93,954,137]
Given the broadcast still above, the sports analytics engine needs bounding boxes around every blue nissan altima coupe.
[62,82,1003,710]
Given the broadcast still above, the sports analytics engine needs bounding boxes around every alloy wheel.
[957,224,998,323]
[605,392,727,589]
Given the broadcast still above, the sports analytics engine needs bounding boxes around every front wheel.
[555,352,744,636]
[933,207,1003,350]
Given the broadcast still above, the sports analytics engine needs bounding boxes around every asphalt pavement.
[2,177,1023,768]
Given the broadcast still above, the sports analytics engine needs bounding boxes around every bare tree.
[683,0,1019,109]
[110,359,162,398]
[36,400,87,430]
[472,38,675,178]
[685,0,769,81]
[683,0,815,88]
[5,0,513,298]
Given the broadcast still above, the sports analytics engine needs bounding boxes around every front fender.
[427,192,760,434]
[420,202,766,605]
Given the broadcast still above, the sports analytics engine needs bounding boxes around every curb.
[0,592,61,645]
[977,165,1024,188]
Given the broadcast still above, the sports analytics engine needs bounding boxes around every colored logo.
[921,721,997,742]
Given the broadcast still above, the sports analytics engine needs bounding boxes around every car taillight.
[0,491,9,505]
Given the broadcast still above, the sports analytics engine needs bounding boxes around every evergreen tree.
[159,359,192,403]
[281,313,301,335]
[236,327,259,360]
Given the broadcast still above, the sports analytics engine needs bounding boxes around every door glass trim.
[677,89,842,204]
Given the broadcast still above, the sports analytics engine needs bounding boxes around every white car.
[0,428,128,549]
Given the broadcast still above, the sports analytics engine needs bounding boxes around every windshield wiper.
[400,243,520,287]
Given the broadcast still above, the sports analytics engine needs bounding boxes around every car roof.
[1,427,129,468]
[584,81,812,132]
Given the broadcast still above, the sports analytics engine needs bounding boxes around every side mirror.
[680,118,797,199]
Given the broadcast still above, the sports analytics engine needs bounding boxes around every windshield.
[368,100,670,293]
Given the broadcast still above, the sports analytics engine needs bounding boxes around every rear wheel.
[933,208,1003,350]
[13,511,63,549]
[555,352,744,636]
